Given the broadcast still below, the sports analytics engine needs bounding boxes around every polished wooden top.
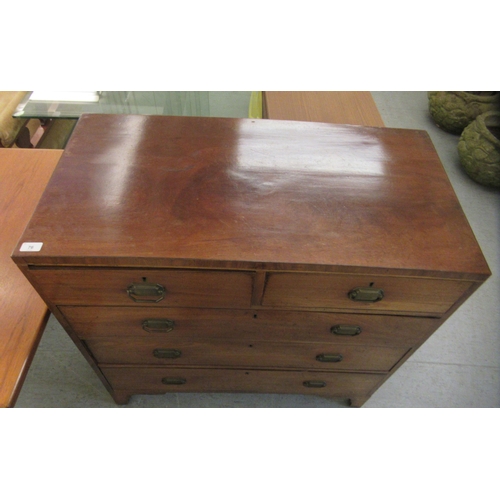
[0,148,63,407]
[263,91,385,127]
[14,114,490,279]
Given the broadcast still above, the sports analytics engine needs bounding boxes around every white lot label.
[20,242,43,252]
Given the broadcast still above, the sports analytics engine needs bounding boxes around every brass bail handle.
[127,282,166,303]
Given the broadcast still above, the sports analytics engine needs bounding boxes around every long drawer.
[61,306,439,346]
[29,268,254,308]
[101,366,386,398]
[263,272,474,315]
[86,338,408,371]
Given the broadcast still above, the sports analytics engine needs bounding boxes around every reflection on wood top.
[14,114,490,279]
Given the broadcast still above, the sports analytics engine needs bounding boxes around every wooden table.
[0,149,63,407]
[262,91,385,127]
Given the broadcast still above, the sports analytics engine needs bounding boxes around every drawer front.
[87,338,408,371]
[263,272,474,315]
[29,268,253,308]
[101,366,385,398]
[61,306,439,346]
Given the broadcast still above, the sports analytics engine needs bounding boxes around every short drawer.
[101,366,385,399]
[87,338,408,371]
[262,272,474,315]
[29,267,253,308]
[61,306,439,346]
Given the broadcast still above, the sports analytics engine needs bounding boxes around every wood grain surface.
[101,366,386,399]
[262,272,475,315]
[28,268,254,307]
[262,91,385,127]
[13,114,491,279]
[86,337,408,371]
[0,149,63,407]
[59,305,440,346]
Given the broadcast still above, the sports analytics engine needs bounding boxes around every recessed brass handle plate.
[161,377,186,385]
[331,324,362,336]
[316,353,344,363]
[153,348,182,359]
[303,380,326,388]
[127,283,166,303]
[348,286,384,302]
[142,318,175,333]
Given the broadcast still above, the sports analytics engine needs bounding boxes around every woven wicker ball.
[458,111,500,188]
[428,91,499,134]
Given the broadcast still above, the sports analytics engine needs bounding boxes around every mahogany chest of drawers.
[13,114,490,406]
